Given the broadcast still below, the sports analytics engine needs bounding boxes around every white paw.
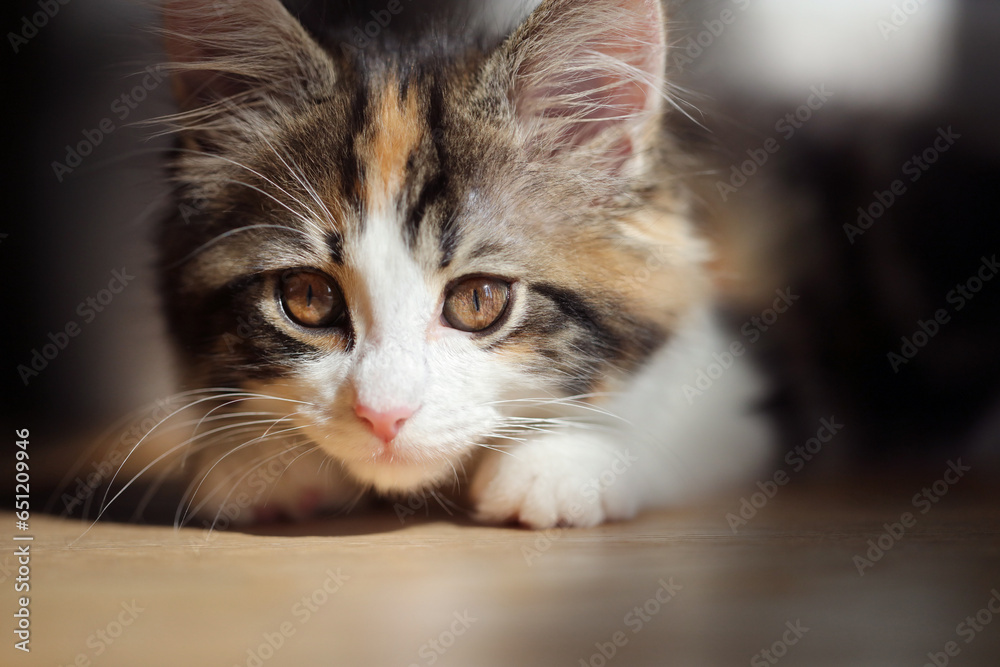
[470,434,642,529]
[185,445,358,528]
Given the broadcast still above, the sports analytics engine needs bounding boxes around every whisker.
[178,418,304,525]
[261,445,323,507]
[256,132,336,228]
[428,488,466,516]
[474,442,522,459]
[340,486,368,516]
[131,420,290,523]
[99,391,312,509]
[194,440,315,534]
[488,396,628,423]
[107,417,290,525]
[171,146,326,236]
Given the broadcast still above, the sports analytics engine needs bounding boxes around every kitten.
[153,0,772,529]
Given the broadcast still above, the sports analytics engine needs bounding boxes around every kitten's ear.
[495,0,667,174]
[161,0,335,117]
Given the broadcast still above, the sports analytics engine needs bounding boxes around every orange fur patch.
[365,80,423,212]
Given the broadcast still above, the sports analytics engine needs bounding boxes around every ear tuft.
[499,0,667,173]
[161,0,335,117]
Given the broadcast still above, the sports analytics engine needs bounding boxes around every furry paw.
[469,434,641,529]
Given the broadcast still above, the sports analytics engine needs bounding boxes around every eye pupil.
[443,277,510,333]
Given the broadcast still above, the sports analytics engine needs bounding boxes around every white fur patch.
[350,211,434,413]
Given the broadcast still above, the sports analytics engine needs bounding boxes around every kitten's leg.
[185,441,360,527]
[470,310,774,528]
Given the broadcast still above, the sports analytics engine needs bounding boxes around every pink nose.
[354,404,415,443]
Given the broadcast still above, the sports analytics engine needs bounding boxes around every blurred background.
[2,0,999,489]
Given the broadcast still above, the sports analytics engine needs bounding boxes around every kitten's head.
[158,0,706,493]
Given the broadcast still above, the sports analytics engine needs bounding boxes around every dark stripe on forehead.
[426,75,446,156]
[403,76,454,248]
[406,169,447,244]
[439,212,461,268]
[427,80,466,269]
[340,73,369,212]
[399,68,413,100]
[326,231,344,264]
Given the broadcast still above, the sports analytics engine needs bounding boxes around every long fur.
[143,0,772,529]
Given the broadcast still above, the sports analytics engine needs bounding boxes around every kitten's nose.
[354,404,415,443]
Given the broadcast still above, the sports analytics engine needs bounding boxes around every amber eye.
[443,277,511,333]
[280,271,346,328]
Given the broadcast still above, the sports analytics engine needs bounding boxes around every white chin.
[345,458,452,494]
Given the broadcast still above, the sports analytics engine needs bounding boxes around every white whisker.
[177,417,303,522]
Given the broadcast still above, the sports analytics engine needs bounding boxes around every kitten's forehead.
[316,69,469,273]
[364,76,425,214]
[350,80,441,337]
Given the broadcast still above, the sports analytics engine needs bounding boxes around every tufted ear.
[496,0,667,174]
[161,0,336,125]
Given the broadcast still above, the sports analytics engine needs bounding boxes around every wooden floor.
[3,477,999,667]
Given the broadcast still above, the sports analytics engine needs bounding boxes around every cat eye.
[279,271,346,328]
[443,277,511,333]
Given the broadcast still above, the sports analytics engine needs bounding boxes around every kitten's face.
[159,0,703,493]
